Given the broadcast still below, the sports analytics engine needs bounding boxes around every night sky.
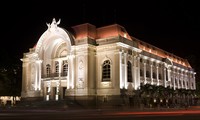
[1,0,200,71]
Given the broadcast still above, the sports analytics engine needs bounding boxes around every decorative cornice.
[116,42,142,52]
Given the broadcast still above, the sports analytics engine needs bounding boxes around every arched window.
[62,60,68,76]
[55,61,59,77]
[102,60,111,82]
[46,64,51,77]
[127,61,132,82]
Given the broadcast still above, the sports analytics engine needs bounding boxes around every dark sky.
[1,0,200,70]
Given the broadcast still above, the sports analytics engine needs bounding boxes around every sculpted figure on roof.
[46,18,61,31]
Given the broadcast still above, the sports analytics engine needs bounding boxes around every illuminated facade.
[21,18,196,104]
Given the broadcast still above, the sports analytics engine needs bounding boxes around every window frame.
[102,60,111,82]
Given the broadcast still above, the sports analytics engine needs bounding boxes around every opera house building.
[21,18,196,106]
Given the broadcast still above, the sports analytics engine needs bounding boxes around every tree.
[0,64,21,96]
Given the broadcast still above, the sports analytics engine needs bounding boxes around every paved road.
[1,109,200,120]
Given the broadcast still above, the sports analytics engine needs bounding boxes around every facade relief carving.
[77,57,84,89]
[30,63,36,91]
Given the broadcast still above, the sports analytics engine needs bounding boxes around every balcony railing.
[42,72,68,78]
[61,72,68,77]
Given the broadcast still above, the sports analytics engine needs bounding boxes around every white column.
[144,63,146,84]
[185,74,188,89]
[67,56,71,89]
[169,69,172,88]
[173,70,176,90]
[58,59,62,98]
[150,65,153,85]
[181,70,183,88]
[182,72,185,89]
[38,60,42,90]
[185,72,187,89]
[177,72,180,89]
[36,60,42,90]
[46,81,51,101]
[190,72,193,89]
[34,63,38,91]
[119,51,123,89]
[156,66,159,86]
[193,73,196,89]
[164,68,166,87]
[56,81,60,101]
[137,57,140,89]
[168,69,172,87]
[124,53,127,88]
[70,55,75,89]
[67,57,70,89]
[133,56,137,89]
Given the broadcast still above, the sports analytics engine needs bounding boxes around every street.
[1,108,200,120]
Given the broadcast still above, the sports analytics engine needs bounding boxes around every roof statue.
[46,18,61,32]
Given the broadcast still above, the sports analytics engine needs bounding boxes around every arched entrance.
[35,18,74,101]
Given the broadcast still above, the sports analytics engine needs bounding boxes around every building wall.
[96,43,120,96]
[21,19,196,104]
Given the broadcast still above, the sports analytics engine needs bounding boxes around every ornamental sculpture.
[46,18,61,31]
